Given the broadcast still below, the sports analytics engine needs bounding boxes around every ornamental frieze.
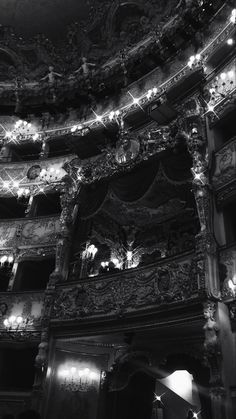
[212,137,236,190]
[0,216,60,250]
[52,255,199,321]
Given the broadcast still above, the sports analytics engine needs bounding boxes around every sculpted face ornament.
[115,130,140,165]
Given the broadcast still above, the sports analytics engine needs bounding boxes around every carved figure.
[74,57,95,77]
[41,66,62,85]
[203,302,219,354]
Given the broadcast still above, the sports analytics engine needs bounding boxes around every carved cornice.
[64,125,184,184]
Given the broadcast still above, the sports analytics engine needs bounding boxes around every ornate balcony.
[0,215,59,258]
[52,251,201,325]
[0,154,76,197]
[212,136,236,205]
[0,290,44,337]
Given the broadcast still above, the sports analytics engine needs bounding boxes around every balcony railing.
[52,251,200,322]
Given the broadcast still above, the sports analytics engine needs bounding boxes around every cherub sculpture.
[41,66,62,86]
[74,57,96,77]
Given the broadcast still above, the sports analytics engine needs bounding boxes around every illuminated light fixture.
[58,365,100,392]
[2,181,10,189]
[227,38,234,45]
[230,9,236,24]
[15,120,23,128]
[32,133,39,141]
[82,244,98,260]
[153,392,165,404]
[96,114,103,122]
[5,131,12,138]
[12,181,19,188]
[2,314,38,340]
[220,72,226,80]
[71,125,77,133]
[147,89,152,99]
[0,255,8,264]
[127,250,133,261]
[195,53,201,61]
[227,70,234,78]
[152,87,158,94]
[132,97,139,105]
[207,104,215,113]
[115,110,120,116]
[193,413,198,419]
[109,111,115,120]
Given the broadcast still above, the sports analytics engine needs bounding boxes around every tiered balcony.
[0,290,44,337]
[51,250,201,326]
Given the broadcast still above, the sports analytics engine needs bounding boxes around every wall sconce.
[0,255,14,267]
[58,365,100,392]
[2,315,39,340]
[82,243,98,260]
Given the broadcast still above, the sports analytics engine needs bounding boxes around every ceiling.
[0,0,89,40]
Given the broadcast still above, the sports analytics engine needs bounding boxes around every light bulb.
[3,319,9,327]
[89,372,97,380]
[0,256,8,264]
[9,315,16,324]
[227,38,234,45]
[132,97,139,105]
[71,367,76,375]
[228,70,234,78]
[146,89,152,99]
[3,181,9,189]
[33,133,39,141]
[220,72,226,80]
[8,256,14,263]
[109,111,115,120]
[16,316,23,324]
[71,126,77,133]
[96,114,103,122]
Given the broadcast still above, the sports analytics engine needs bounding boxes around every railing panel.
[52,253,199,321]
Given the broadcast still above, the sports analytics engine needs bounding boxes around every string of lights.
[0,8,235,145]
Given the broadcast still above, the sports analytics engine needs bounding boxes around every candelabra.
[58,366,100,392]
[2,315,40,341]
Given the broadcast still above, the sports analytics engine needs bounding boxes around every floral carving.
[52,257,198,320]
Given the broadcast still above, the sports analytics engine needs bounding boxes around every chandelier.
[58,365,100,392]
